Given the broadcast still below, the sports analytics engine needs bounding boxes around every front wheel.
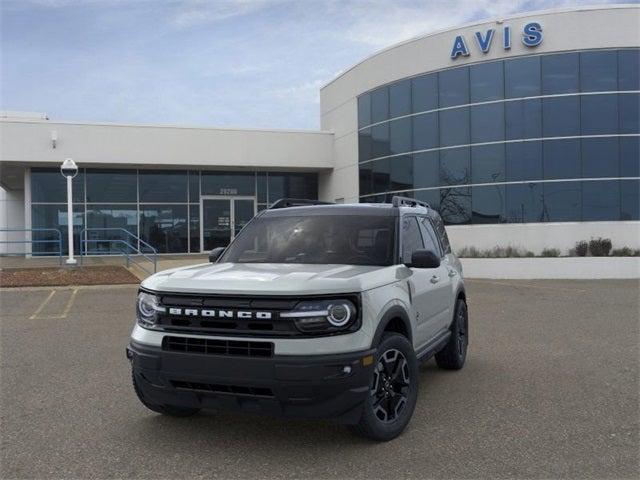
[350,333,419,441]
[435,298,468,370]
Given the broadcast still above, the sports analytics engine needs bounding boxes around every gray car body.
[131,204,465,356]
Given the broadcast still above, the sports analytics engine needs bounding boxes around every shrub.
[589,237,612,257]
[574,241,589,257]
[610,247,640,257]
[540,248,561,257]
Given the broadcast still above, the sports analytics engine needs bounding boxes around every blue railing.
[80,228,157,274]
[0,228,63,264]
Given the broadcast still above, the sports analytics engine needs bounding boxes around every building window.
[439,66,469,108]
[580,50,618,92]
[505,56,541,98]
[139,205,189,253]
[541,52,579,95]
[139,170,188,203]
[470,61,504,102]
[411,73,438,113]
[86,169,137,203]
[389,79,411,118]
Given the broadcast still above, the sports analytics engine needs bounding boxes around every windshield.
[220,214,396,266]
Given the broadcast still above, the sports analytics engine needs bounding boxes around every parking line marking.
[29,290,56,319]
[29,288,79,320]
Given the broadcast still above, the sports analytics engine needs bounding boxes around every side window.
[401,216,424,264]
[419,217,442,257]
[431,214,452,254]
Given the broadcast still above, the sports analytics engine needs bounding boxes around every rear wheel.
[132,371,200,417]
[435,299,468,370]
[351,333,419,441]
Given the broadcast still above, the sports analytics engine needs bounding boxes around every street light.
[60,158,78,265]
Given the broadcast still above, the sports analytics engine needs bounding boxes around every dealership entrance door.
[200,196,256,252]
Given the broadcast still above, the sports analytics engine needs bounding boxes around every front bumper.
[127,341,376,424]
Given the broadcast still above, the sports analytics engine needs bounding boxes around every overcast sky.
[0,0,629,129]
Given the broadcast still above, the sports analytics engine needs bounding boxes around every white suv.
[127,196,468,441]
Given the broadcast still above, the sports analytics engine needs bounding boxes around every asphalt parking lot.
[1,279,638,479]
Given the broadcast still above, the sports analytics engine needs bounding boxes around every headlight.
[281,298,358,334]
[136,292,165,328]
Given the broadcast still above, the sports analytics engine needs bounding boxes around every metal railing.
[80,228,158,274]
[0,228,63,264]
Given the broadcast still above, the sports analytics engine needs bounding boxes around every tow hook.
[126,347,133,361]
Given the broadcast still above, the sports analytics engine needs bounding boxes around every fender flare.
[371,305,413,348]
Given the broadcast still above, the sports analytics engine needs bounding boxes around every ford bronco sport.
[127,196,468,441]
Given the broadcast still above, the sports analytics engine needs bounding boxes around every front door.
[201,196,256,252]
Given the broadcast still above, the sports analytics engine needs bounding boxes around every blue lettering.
[522,22,543,47]
[475,29,495,53]
[503,26,511,50]
[450,35,470,59]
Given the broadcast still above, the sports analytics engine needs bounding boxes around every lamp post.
[60,158,78,265]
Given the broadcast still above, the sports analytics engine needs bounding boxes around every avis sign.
[450,22,543,59]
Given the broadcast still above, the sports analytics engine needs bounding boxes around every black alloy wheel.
[371,348,410,423]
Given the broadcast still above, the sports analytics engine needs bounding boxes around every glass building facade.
[30,168,317,255]
[357,48,640,225]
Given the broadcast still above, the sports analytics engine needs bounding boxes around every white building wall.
[0,186,26,254]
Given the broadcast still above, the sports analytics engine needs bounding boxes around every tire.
[132,370,200,417]
[350,333,419,441]
[435,298,468,370]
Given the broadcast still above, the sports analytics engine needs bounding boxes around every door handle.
[430,275,440,284]
[448,269,457,277]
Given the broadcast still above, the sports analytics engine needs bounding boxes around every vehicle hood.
[141,262,400,295]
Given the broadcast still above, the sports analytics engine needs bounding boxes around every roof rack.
[269,198,335,209]
[391,195,430,209]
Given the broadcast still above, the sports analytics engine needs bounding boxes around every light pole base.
[65,258,78,265]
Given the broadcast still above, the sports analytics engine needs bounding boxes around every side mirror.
[209,247,226,263]
[406,249,440,269]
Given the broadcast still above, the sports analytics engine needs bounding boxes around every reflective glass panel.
[359,128,372,162]
[412,73,438,113]
[620,136,640,177]
[358,94,371,128]
[189,171,200,202]
[619,93,639,134]
[371,123,390,158]
[390,155,413,192]
[580,51,617,92]
[582,137,619,178]
[86,169,136,203]
[618,49,640,91]
[541,52,579,94]
[470,61,504,102]
[202,172,254,196]
[505,56,541,98]
[139,205,188,253]
[390,79,411,118]
[389,117,412,155]
[471,185,505,224]
[581,94,618,135]
[359,162,373,195]
[139,170,188,203]
[582,181,620,221]
[506,183,543,223]
[189,204,200,252]
[621,180,640,220]
[470,103,504,143]
[267,173,317,203]
[86,205,138,254]
[505,99,542,140]
[471,144,505,184]
[372,158,390,193]
[440,187,471,225]
[439,108,469,147]
[31,204,84,255]
[543,139,581,180]
[506,141,543,182]
[31,168,85,203]
[440,147,470,186]
[542,96,580,137]
[256,172,267,203]
[439,67,469,108]
[543,182,581,222]
[414,189,441,212]
[413,152,440,189]
[371,86,389,123]
[412,112,438,151]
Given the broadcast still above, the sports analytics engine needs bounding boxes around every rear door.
[418,216,453,331]
[401,216,445,346]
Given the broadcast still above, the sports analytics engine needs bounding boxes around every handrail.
[0,228,63,265]
[79,228,157,274]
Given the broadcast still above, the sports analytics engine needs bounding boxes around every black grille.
[162,336,274,357]
[171,380,274,398]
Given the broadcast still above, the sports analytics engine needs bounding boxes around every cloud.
[170,0,285,28]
